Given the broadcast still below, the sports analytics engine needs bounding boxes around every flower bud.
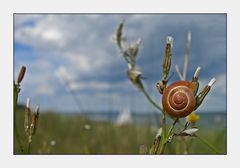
[193,66,201,79]
[208,78,216,87]
[166,36,174,48]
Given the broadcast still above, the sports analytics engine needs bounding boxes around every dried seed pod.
[24,98,31,134]
[162,81,196,118]
[126,64,144,91]
[156,80,166,94]
[129,38,141,58]
[17,66,26,84]
[30,105,40,136]
[191,66,201,95]
[195,78,216,109]
[116,20,124,49]
[162,42,172,81]
[156,72,174,94]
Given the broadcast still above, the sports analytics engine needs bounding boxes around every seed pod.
[30,105,40,136]
[195,78,216,109]
[24,98,31,134]
[116,20,124,49]
[191,67,201,95]
[162,43,172,81]
[17,65,26,84]
[126,64,144,91]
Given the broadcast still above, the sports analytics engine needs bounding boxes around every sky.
[14,14,226,113]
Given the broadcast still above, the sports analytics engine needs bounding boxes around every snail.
[157,78,216,118]
[156,36,216,118]
[162,81,196,118]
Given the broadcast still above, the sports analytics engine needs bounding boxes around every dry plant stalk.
[114,20,219,154]
[14,65,40,154]
[14,65,27,153]
[24,98,40,144]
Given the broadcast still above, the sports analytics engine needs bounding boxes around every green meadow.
[14,108,226,155]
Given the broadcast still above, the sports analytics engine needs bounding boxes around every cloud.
[14,14,226,112]
[69,81,111,91]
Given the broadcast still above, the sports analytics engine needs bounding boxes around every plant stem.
[143,87,182,124]
[142,87,168,154]
[149,136,161,154]
[196,134,220,154]
[14,85,24,153]
[27,141,31,154]
[142,88,163,112]
[142,88,163,127]
[166,118,179,138]
[160,118,178,154]
[159,113,167,154]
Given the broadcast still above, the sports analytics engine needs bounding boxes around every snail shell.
[162,81,196,118]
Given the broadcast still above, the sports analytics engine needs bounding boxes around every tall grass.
[14,110,226,154]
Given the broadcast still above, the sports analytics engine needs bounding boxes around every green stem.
[159,113,167,154]
[14,85,24,153]
[196,134,220,154]
[160,118,178,154]
[166,118,179,138]
[27,141,31,154]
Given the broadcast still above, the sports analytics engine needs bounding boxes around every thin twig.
[175,64,184,80]
[182,32,191,80]
[142,88,163,112]
[14,85,24,153]
[142,88,162,126]
[175,31,191,81]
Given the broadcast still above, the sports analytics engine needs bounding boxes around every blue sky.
[14,14,226,113]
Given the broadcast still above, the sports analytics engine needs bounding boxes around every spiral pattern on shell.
[162,81,196,118]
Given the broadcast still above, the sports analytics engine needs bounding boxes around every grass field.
[14,109,226,155]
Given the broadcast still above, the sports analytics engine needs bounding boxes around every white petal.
[182,128,198,135]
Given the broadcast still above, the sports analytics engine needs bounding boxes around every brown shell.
[162,81,196,118]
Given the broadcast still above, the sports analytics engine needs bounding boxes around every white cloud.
[67,80,130,92]
[69,81,110,91]
[197,74,226,111]
[14,14,226,112]
[198,74,226,95]
[214,74,226,95]
[42,29,63,42]
[55,66,76,81]
[34,83,55,95]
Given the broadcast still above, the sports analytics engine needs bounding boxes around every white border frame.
[1,1,239,168]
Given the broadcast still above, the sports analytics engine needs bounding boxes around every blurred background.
[14,14,226,154]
